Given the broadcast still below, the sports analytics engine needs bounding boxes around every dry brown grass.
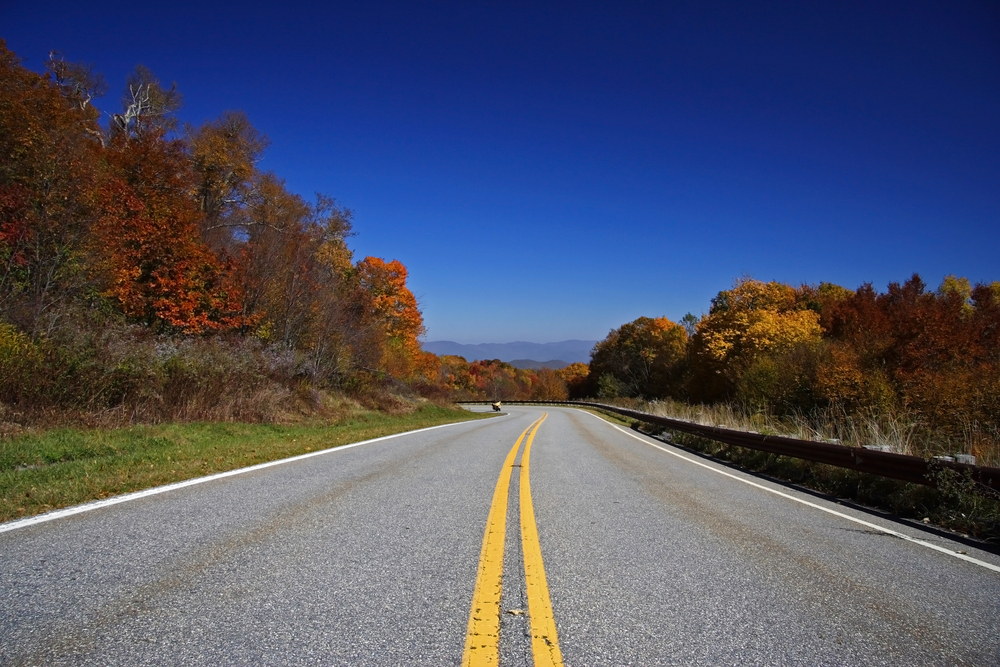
[598,397,999,468]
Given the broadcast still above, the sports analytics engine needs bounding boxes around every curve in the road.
[3,405,998,665]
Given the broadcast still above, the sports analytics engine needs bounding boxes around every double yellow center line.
[462,413,563,666]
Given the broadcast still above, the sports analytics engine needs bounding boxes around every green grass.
[0,404,488,523]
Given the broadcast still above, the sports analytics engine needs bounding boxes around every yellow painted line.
[519,413,564,667]
[462,416,545,666]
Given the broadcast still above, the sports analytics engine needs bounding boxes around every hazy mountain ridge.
[422,340,596,364]
[509,359,570,370]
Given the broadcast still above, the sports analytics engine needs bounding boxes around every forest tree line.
[0,41,452,422]
[0,40,589,423]
[416,273,1000,462]
[2,39,997,457]
[580,276,1000,458]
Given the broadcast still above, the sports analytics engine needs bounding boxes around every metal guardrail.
[468,400,1000,492]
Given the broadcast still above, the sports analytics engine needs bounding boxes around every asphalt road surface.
[2,406,998,666]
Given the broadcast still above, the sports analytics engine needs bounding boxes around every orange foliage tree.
[92,131,246,333]
[529,367,569,400]
[468,359,519,400]
[819,274,1000,446]
[356,256,426,379]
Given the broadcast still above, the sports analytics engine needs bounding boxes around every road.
[1,406,998,665]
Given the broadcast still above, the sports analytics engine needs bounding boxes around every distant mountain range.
[509,359,570,370]
[421,340,596,364]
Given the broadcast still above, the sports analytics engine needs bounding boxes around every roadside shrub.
[735,342,824,414]
[0,322,41,408]
[597,373,626,399]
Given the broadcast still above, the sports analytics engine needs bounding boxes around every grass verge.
[0,403,488,524]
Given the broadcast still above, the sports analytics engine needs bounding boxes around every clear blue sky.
[4,1,998,344]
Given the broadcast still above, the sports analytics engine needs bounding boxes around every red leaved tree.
[92,130,246,333]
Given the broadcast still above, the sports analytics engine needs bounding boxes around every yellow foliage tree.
[691,278,822,400]
[356,256,426,379]
[698,279,822,363]
[557,362,590,397]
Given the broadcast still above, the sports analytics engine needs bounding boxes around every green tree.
[588,316,687,398]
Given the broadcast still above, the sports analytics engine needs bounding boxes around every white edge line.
[0,418,487,534]
[576,408,1000,574]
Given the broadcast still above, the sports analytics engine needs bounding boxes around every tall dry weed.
[614,398,998,467]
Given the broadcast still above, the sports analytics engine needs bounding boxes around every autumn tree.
[111,65,182,141]
[45,51,106,112]
[236,174,321,343]
[689,278,823,402]
[92,129,245,333]
[297,197,369,381]
[818,274,1000,441]
[186,112,361,377]
[588,316,687,398]
[227,174,370,383]
[529,367,569,400]
[0,41,102,333]
[558,362,590,398]
[356,256,425,379]
[187,111,269,252]
[0,39,449,420]
[44,51,106,145]
[434,355,477,397]
[469,359,519,400]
